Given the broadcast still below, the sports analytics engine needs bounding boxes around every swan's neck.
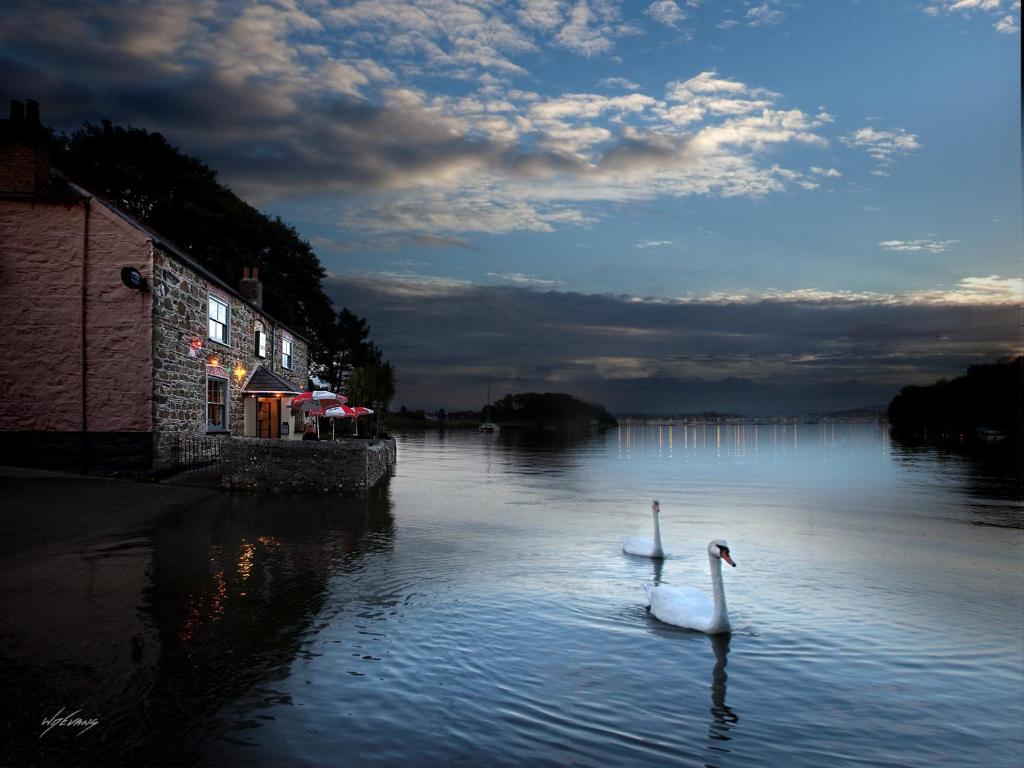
[708,553,731,633]
[651,511,664,557]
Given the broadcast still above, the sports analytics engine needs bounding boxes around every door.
[257,398,280,438]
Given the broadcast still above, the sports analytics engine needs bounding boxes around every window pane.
[207,378,227,429]
[208,297,228,342]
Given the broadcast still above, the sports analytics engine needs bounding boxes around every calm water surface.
[1,425,1021,766]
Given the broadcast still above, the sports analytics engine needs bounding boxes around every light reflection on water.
[0,425,1020,766]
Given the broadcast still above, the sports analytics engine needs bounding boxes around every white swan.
[622,500,666,558]
[643,540,736,634]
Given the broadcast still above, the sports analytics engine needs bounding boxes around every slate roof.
[243,365,303,395]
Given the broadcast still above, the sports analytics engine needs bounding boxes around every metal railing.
[173,434,222,473]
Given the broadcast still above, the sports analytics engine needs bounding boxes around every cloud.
[4,3,835,238]
[841,126,921,173]
[879,239,958,253]
[487,272,567,287]
[411,234,479,250]
[646,1,687,28]
[635,239,673,248]
[598,76,641,90]
[747,2,786,27]
[924,0,1019,33]
[323,272,1020,412]
[995,13,1020,31]
[553,1,643,53]
[517,0,568,31]
[810,166,842,177]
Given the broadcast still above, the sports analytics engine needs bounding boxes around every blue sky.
[3,0,1020,411]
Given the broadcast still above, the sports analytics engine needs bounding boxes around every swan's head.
[709,540,736,567]
[652,500,660,514]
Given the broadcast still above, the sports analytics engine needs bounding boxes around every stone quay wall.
[220,437,396,493]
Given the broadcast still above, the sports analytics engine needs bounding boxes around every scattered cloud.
[598,76,640,90]
[555,0,629,56]
[924,0,1019,33]
[841,126,921,174]
[411,234,479,250]
[646,1,687,28]
[635,239,673,248]
[487,272,566,287]
[810,166,842,177]
[995,13,1020,31]
[747,2,786,27]
[879,239,958,253]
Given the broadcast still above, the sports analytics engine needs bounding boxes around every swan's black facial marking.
[718,545,736,567]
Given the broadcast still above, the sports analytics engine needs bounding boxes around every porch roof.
[243,365,303,396]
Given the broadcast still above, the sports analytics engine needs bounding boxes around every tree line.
[887,356,1020,437]
[490,392,618,426]
[48,120,394,408]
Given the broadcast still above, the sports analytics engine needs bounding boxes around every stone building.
[0,100,312,471]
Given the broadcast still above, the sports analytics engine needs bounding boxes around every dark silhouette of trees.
[318,308,395,410]
[489,392,617,426]
[887,356,1021,436]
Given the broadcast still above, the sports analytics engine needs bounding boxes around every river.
[1,424,1020,766]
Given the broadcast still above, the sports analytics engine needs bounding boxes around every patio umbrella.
[324,405,373,437]
[292,391,347,436]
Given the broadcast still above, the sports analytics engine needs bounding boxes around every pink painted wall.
[0,197,153,432]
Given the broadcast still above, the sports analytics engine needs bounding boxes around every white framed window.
[281,337,293,369]
[254,322,267,358]
[207,376,228,431]
[208,295,229,344]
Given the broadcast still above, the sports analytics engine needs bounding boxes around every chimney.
[0,98,51,196]
[239,267,263,308]
[25,99,40,127]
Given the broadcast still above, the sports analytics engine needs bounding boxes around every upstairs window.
[208,295,229,344]
[281,337,293,370]
[254,322,267,358]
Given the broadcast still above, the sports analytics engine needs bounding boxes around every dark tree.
[888,356,1022,436]
[489,392,617,426]
[318,307,395,410]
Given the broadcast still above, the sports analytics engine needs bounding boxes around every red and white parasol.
[324,404,374,437]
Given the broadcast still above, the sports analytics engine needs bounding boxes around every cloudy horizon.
[3,0,1019,413]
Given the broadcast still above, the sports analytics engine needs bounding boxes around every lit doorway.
[257,397,280,438]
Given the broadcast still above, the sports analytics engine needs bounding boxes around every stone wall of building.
[220,437,396,493]
[150,245,311,467]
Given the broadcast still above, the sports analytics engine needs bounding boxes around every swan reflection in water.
[650,555,664,587]
[706,632,739,760]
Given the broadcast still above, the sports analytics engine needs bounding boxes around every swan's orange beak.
[721,552,736,567]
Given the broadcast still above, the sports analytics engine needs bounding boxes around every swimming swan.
[643,540,736,634]
[622,500,666,558]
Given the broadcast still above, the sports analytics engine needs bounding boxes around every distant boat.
[479,422,500,433]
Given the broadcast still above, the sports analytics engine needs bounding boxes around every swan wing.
[623,537,667,557]
[623,536,655,556]
[644,584,713,631]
